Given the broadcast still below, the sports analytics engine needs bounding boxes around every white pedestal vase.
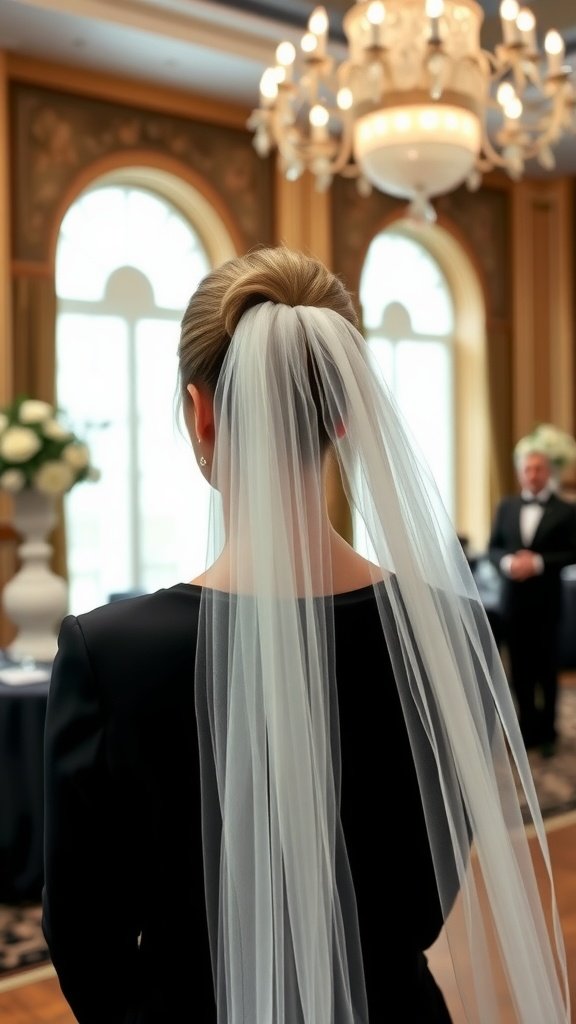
[2,488,68,662]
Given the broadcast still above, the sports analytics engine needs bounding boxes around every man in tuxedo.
[488,449,576,756]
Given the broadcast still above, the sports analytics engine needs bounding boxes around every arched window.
[55,183,218,614]
[360,227,455,517]
[356,220,491,556]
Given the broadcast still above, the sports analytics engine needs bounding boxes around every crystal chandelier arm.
[320,109,355,177]
[249,1,575,209]
[473,34,575,175]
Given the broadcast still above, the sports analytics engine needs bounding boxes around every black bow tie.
[521,496,548,507]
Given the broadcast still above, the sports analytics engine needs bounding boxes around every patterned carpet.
[0,903,49,978]
[1,688,575,981]
[518,685,576,821]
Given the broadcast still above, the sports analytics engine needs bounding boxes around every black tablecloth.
[0,677,49,903]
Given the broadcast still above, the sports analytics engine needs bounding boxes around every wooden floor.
[429,811,576,1022]
[0,811,574,1024]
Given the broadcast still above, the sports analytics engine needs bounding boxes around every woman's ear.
[187,383,215,444]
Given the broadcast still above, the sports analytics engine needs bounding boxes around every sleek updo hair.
[178,246,358,396]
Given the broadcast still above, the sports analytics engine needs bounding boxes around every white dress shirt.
[519,488,550,546]
[500,488,551,577]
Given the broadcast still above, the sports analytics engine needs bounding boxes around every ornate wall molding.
[330,177,509,323]
[10,82,274,264]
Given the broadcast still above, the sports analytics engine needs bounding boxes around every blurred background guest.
[488,430,576,757]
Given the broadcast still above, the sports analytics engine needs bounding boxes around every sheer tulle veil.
[185,257,570,1023]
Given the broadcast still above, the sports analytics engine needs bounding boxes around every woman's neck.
[190,522,383,595]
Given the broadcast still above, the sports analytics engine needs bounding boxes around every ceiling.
[1,0,575,176]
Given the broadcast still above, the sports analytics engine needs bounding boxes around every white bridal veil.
[195,300,570,1023]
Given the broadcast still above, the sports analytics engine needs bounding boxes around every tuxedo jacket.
[42,583,456,1024]
[487,493,576,621]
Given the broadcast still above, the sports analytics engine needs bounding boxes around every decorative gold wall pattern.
[10,82,274,263]
[330,177,510,321]
[435,186,510,321]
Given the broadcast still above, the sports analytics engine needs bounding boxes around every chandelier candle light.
[249,0,576,220]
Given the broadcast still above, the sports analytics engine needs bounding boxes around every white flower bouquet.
[0,397,100,497]
[514,422,576,472]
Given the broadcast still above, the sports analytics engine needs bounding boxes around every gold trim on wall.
[512,179,575,441]
[412,220,491,552]
[6,54,249,129]
[273,170,349,538]
[0,54,16,648]
[0,53,12,402]
[274,170,333,267]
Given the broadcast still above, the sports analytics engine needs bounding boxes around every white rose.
[62,442,90,470]
[42,418,72,442]
[516,424,576,469]
[0,413,8,434]
[534,424,556,441]
[537,425,575,459]
[0,468,26,493]
[515,437,529,456]
[555,432,576,459]
[19,399,54,424]
[514,435,540,464]
[34,461,75,496]
[0,426,42,463]
[553,441,569,460]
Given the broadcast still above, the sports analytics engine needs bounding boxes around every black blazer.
[43,583,455,1023]
[488,493,576,620]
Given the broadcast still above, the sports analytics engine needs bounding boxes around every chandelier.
[248,0,576,220]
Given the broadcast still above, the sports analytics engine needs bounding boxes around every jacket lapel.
[511,496,524,548]
[530,495,559,546]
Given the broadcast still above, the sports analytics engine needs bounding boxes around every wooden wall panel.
[512,179,574,441]
[0,55,15,649]
[9,81,274,266]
